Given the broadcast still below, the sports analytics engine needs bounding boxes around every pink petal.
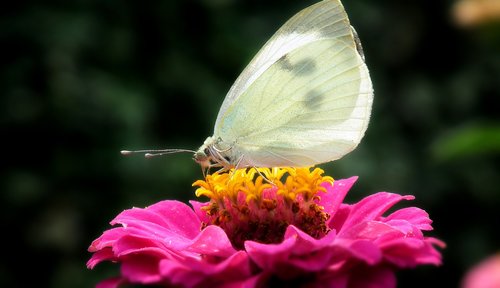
[95,277,125,288]
[190,200,211,223]
[332,239,383,265]
[245,225,337,274]
[340,221,400,240]
[338,193,414,234]
[112,200,201,239]
[113,235,173,258]
[381,238,443,267]
[184,225,237,257]
[319,177,358,215]
[159,251,251,287]
[282,225,338,254]
[120,254,163,284]
[111,225,235,258]
[385,207,433,231]
[87,247,115,269]
[381,219,423,238]
[88,227,126,252]
[328,205,351,232]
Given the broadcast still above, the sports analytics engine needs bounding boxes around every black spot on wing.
[294,58,316,76]
[277,54,316,76]
[303,90,324,109]
[278,54,294,71]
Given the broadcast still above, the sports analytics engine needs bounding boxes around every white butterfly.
[124,0,373,172]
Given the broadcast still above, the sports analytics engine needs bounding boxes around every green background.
[1,0,499,287]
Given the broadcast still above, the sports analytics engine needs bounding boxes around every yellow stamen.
[193,167,334,249]
[193,167,333,203]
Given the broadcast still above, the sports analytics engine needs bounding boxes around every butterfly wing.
[214,0,373,167]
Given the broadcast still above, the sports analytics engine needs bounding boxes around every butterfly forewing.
[215,0,350,126]
[212,0,373,168]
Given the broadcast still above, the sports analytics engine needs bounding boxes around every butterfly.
[123,0,373,173]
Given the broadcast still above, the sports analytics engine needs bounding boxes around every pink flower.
[88,168,444,288]
[462,253,500,288]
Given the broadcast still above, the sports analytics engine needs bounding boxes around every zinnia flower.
[87,167,444,288]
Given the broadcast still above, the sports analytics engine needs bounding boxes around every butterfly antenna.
[121,149,196,158]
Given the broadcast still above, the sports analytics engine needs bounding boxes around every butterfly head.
[194,136,236,172]
[193,146,212,169]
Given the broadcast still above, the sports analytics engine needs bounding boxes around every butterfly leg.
[252,166,275,185]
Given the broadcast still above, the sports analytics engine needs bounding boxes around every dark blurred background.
[1,0,499,287]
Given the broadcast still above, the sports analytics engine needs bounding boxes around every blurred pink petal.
[462,253,500,288]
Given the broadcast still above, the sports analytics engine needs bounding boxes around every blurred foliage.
[432,123,500,160]
[1,0,499,287]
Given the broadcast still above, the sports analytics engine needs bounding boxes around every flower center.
[193,167,334,250]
